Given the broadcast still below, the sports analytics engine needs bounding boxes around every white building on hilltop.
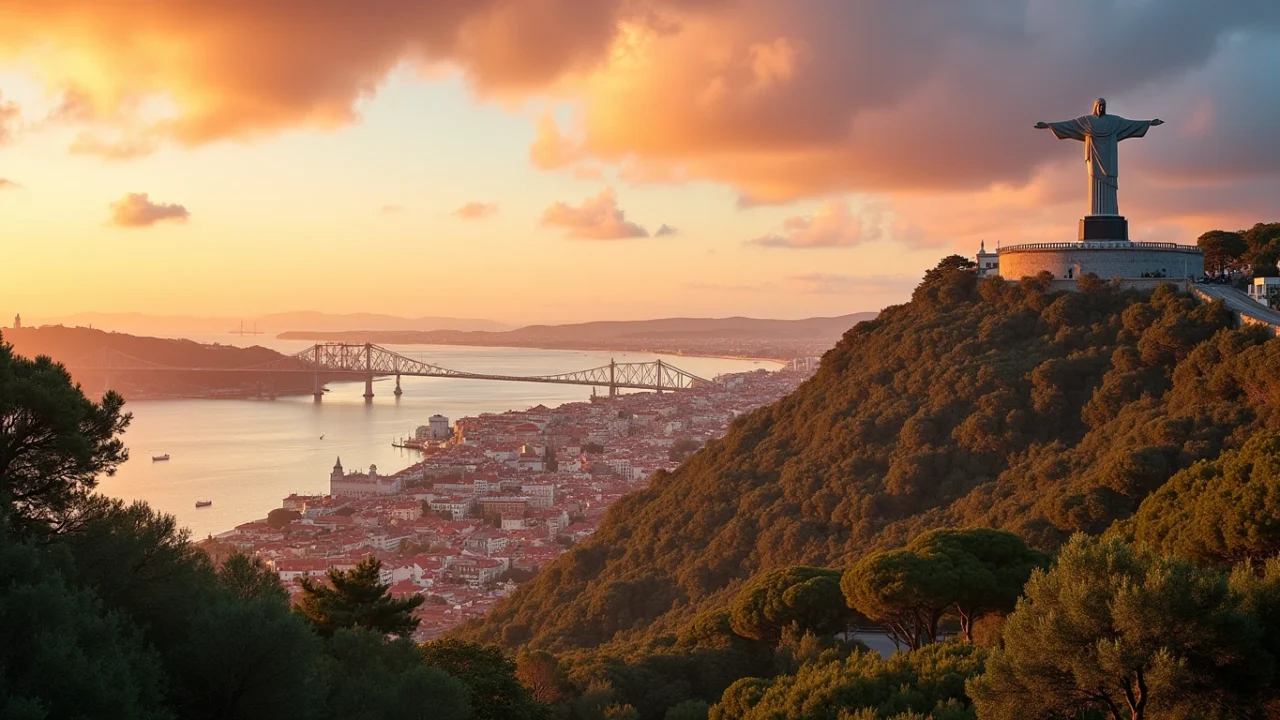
[330,458,403,498]
[976,240,999,278]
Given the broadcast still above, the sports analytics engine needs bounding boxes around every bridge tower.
[363,343,375,401]
[609,359,617,398]
[655,359,664,395]
[394,374,403,397]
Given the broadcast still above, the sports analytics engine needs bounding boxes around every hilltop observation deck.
[999,240,1202,254]
[995,239,1204,282]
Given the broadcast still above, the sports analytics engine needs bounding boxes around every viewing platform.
[993,239,1204,282]
[999,240,1202,254]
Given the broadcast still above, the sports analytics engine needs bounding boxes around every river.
[97,341,774,539]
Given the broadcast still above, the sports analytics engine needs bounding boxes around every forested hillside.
[462,263,1279,655]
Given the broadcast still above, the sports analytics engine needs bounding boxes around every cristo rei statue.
[1035,98,1163,241]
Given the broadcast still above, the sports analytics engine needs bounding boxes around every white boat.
[152,454,170,462]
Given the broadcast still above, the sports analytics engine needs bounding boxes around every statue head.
[1092,97,1107,116]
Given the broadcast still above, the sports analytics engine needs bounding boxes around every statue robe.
[1046,114,1153,216]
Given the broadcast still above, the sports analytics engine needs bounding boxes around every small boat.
[319,434,325,440]
[152,454,170,462]
[195,500,212,508]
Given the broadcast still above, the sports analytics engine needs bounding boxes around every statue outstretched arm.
[1040,118,1087,141]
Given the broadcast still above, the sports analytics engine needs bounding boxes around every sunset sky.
[1,1,1278,324]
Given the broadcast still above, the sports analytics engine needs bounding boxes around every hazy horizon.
[8,308,881,339]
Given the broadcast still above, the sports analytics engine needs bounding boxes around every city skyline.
[1,2,1278,323]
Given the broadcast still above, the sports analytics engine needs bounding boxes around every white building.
[330,458,403,498]
[521,483,556,509]
[976,240,999,277]
[1248,277,1280,308]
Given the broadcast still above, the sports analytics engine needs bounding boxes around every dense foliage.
[0,336,545,720]
[297,556,424,638]
[463,273,1248,653]
[1126,430,1280,565]
[1197,222,1280,276]
[968,536,1273,720]
[711,643,985,720]
[842,530,1044,648]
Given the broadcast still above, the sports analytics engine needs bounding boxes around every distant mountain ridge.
[278,314,877,353]
[28,311,512,336]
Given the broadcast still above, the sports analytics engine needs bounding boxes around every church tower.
[12,314,20,329]
[331,457,343,483]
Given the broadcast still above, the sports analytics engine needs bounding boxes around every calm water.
[99,342,773,538]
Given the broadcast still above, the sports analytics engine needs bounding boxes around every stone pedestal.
[1079,215,1128,242]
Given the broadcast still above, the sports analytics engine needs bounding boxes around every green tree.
[297,557,422,638]
[420,638,548,720]
[711,643,984,720]
[1197,229,1247,274]
[1128,431,1280,564]
[1243,222,1280,268]
[842,551,955,650]
[0,337,131,537]
[729,566,849,642]
[967,536,1272,720]
[516,650,566,704]
[0,536,168,720]
[907,529,1045,642]
[321,629,471,720]
[217,552,288,603]
[59,497,216,655]
[175,597,320,720]
[266,507,301,530]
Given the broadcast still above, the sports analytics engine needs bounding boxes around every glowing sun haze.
[1,0,1278,323]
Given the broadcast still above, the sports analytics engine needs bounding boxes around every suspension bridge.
[65,342,715,400]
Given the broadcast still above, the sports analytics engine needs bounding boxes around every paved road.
[1193,283,1280,329]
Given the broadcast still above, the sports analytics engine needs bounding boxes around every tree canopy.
[297,556,423,638]
[1127,430,1280,565]
[728,566,850,642]
[967,536,1272,720]
[0,336,130,536]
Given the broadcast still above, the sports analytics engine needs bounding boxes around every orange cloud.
[108,192,189,228]
[454,202,499,219]
[0,91,18,144]
[0,178,18,189]
[541,187,649,240]
[748,201,883,249]
[529,112,582,170]
[0,0,688,153]
[1,0,1276,241]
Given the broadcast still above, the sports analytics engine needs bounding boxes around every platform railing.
[999,241,1202,253]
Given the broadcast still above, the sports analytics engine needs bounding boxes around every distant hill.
[279,313,878,359]
[2,325,310,400]
[29,311,511,337]
[457,273,1257,664]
